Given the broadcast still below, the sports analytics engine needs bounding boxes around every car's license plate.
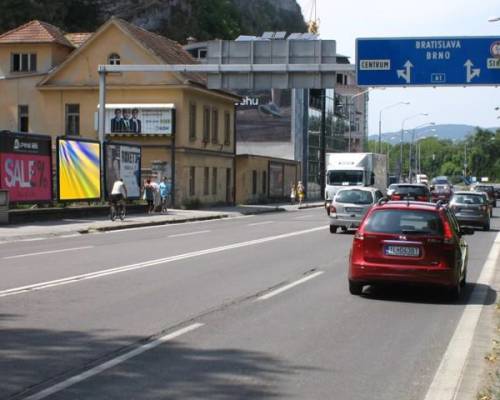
[384,245,420,257]
[345,207,362,213]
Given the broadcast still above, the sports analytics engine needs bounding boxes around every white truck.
[324,152,388,209]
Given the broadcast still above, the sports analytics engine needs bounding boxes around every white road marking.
[257,271,324,300]
[59,234,81,239]
[3,246,94,260]
[293,215,315,220]
[19,238,45,242]
[424,232,500,400]
[23,323,204,400]
[168,230,211,238]
[247,221,273,227]
[0,226,326,298]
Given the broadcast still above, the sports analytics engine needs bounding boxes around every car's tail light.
[480,205,488,212]
[329,205,337,215]
[442,217,454,244]
[354,231,364,241]
[417,195,428,201]
[392,194,401,200]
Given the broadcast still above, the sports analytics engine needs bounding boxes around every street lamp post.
[347,88,372,152]
[378,101,410,153]
[408,123,435,182]
[400,113,428,182]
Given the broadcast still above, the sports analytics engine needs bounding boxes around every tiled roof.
[65,33,93,48]
[115,18,206,85]
[0,20,74,48]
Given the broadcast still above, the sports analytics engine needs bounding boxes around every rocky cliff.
[0,0,306,42]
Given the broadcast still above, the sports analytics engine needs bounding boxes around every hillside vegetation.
[0,0,306,42]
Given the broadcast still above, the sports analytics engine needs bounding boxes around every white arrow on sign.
[397,60,413,84]
[464,59,480,83]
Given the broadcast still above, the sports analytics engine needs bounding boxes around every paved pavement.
[0,205,498,400]
[0,202,323,242]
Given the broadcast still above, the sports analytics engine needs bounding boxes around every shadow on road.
[0,318,310,399]
[359,282,496,306]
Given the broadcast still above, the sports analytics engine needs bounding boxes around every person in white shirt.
[110,178,127,204]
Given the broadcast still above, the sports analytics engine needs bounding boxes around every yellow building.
[0,18,239,206]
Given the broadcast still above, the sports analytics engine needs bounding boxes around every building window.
[212,167,217,195]
[203,167,209,195]
[11,53,36,72]
[211,108,219,143]
[189,166,196,196]
[252,170,257,195]
[108,53,121,65]
[203,106,210,143]
[189,102,197,140]
[224,111,231,145]
[18,105,29,132]
[262,171,267,194]
[65,104,80,136]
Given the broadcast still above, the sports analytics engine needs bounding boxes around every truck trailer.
[324,152,388,209]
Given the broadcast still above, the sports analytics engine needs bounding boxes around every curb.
[80,214,229,234]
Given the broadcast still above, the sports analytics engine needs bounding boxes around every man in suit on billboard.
[111,109,126,133]
[130,108,142,134]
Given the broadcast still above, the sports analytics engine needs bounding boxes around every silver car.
[450,191,490,231]
[328,187,384,233]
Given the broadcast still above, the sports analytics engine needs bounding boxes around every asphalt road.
[0,207,499,399]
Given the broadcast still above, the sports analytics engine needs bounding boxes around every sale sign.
[0,132,52,202]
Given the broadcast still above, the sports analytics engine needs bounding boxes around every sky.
[296,0,500,134]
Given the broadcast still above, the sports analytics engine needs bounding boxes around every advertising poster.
[58,138,101,201]
[236,89,292,142]
[0,132,52,202]
[104,143,141,199]
[104,105,175,135]
[269,162,284,198]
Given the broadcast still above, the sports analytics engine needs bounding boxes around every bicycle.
[110,198,126,221]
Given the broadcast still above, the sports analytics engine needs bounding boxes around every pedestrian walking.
[297,181,305,206]
[159,177,172,214]
[290,183,297,205]
[143,179,155,214]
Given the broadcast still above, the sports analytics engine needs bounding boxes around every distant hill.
[369,124,500,145]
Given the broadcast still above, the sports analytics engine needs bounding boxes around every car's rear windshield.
[475,186,493,193]
[452,194,486,204]
[364,209,443,235]
[335,190,373,204]
[393,186,428,195]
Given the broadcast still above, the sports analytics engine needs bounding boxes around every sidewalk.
[0,201,324,243]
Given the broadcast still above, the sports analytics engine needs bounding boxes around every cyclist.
[110,178,127,220]
[159,177,171,214]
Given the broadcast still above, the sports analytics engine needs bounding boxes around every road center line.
[0,226,327,298]
[23,323,204,400]
[168,230,211,238]
[257,271,324,300]
[3,246,94,260]
[247,221,273,226]
[424,232,500,400]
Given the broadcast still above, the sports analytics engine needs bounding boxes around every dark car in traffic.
[388,184,431,202]
[472,184,497,208]
[430,182,453,203]
[348,200,473,299]
[449,191,490,231]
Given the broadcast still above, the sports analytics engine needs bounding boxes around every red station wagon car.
[348,200,473,299]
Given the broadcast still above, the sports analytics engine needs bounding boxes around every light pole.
[347,88,372,152]
[378,101,410,153]
[400,113,428,182]
[416,131,437,175]
[408,122,435,182]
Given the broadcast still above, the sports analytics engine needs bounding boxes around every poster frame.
[56,136,101,202]
[103,141,142,200]
[0,130,53,204]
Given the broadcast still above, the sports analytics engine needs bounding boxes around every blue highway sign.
[356,37,500,86]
